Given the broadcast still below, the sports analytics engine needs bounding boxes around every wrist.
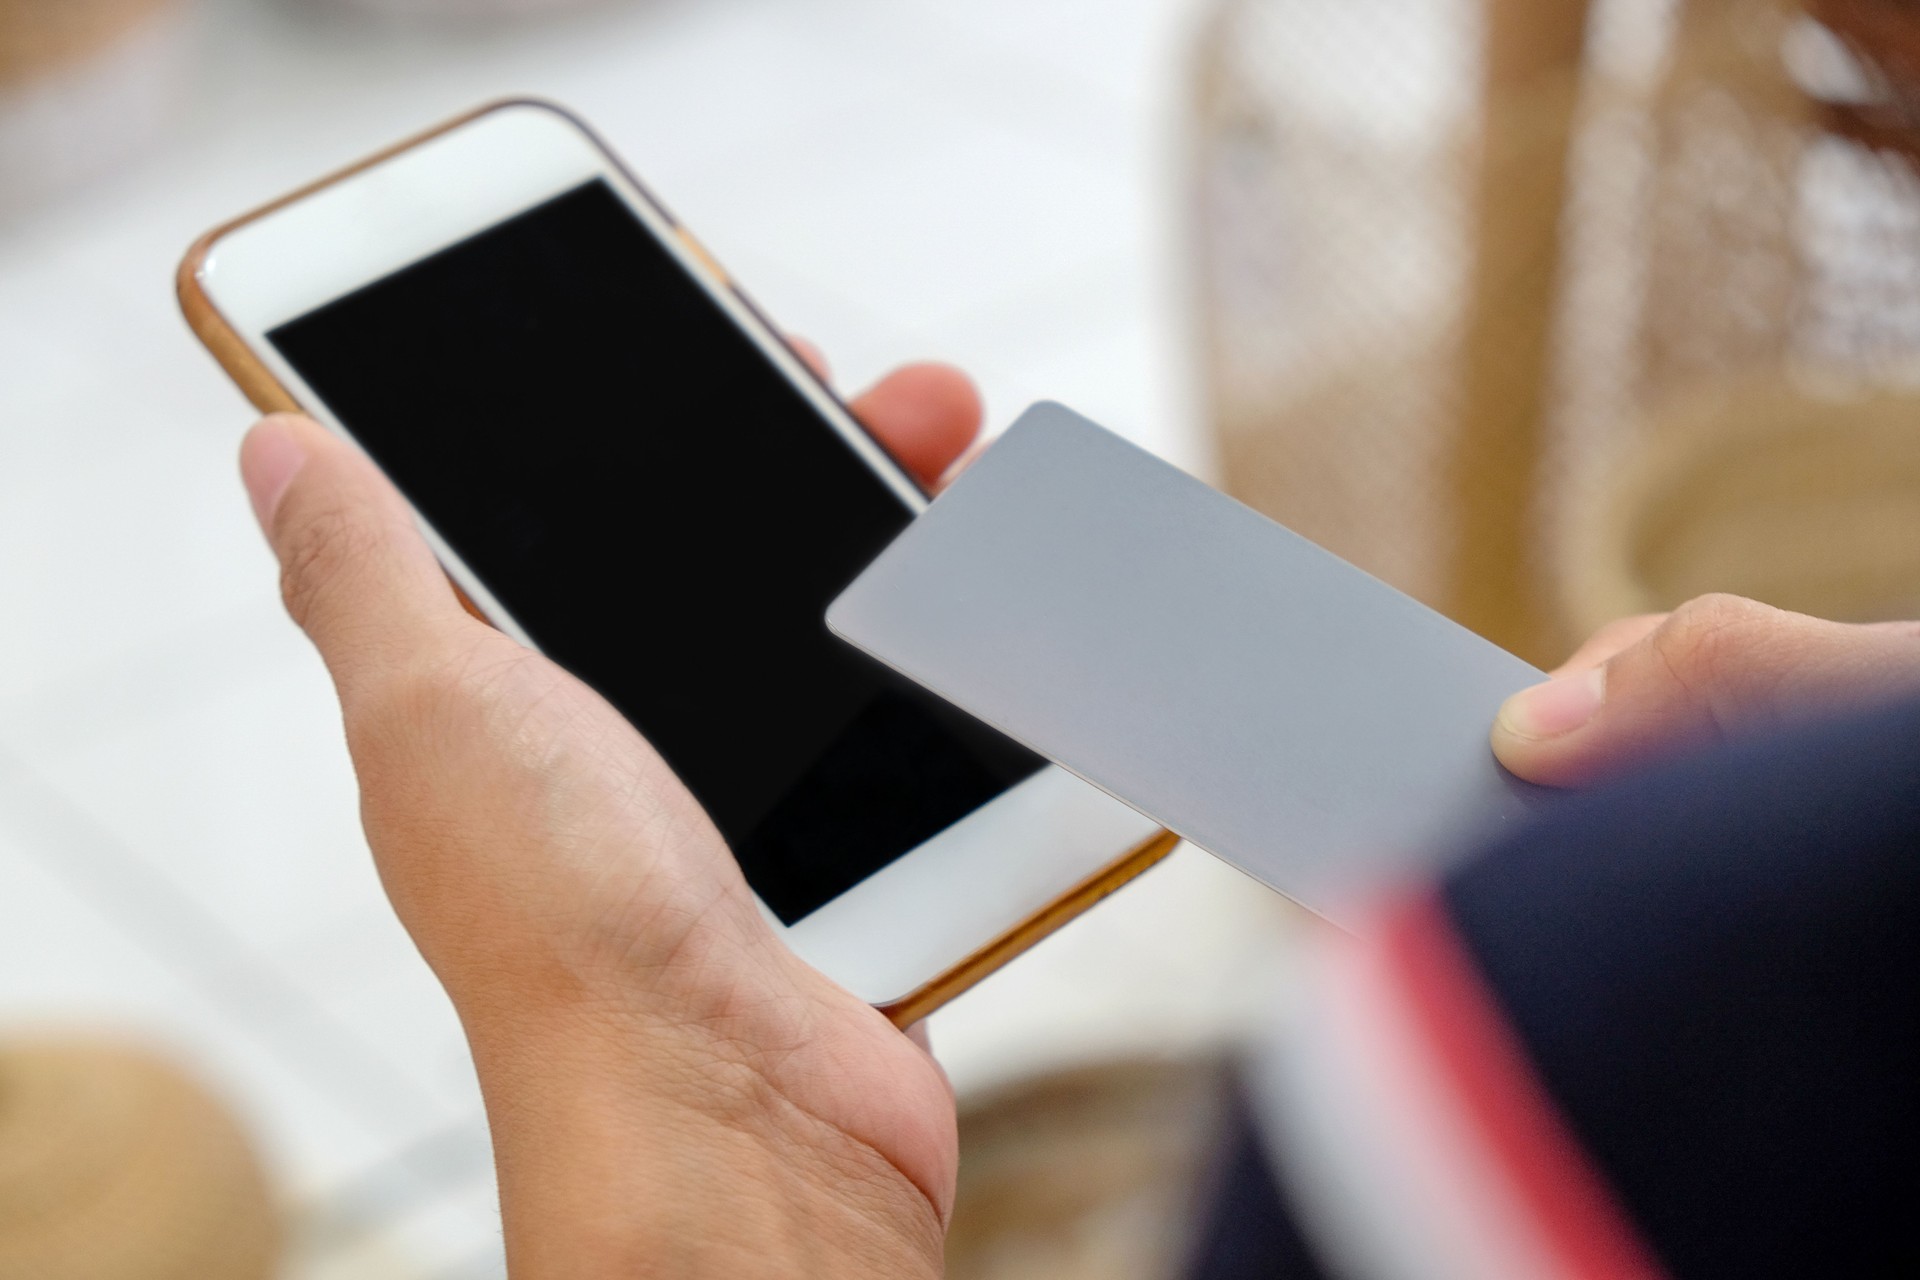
[459,988,947,1279]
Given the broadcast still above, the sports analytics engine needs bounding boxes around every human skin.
[238,358,980,1279]
[239,350,1920,1275]
[1492,596,1920,787]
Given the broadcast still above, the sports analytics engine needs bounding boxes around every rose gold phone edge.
[176,98,1177,1026]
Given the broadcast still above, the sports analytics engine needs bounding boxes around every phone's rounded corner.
[176,229,215,299]
[874,827,1181,1028]
[175,241,288,416]
[403,96,587,151]
[476,94,584,129]
[175,233,217,332]
[172,96,585,421]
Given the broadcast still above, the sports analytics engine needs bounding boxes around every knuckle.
[340,654,468,769]
[276,501,384,631]
[370,653,464,721]
[1649,594,1781,696]
[1663,592,1773,642]
[346,637,539,753]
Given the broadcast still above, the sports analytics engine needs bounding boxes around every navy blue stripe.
[1441,698,1920,1279]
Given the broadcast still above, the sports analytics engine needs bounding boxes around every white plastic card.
[828,403,1552,926]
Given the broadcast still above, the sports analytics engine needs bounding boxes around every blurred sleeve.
[1185,697,1920,1280]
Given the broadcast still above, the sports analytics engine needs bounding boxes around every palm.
[347,617,961,1211]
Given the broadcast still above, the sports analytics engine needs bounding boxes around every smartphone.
[177,100,1172,1022]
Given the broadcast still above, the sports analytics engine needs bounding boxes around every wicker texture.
[1191,0,1920,660]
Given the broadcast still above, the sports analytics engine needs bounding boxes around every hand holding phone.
[181,100,1170,1272]
[235,402,961,1276]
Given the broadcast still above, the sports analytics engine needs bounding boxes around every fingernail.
[242,419,309,530]
[1496,666,1606,741]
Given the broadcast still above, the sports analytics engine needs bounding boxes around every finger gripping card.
[827,403,1550,926]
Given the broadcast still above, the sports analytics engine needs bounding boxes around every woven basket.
[0,1037,281,1280]
[1566,374,1920,630]
[1190,0,1595,666]
[1560,0,1920,630]
[1191,0,1920,660]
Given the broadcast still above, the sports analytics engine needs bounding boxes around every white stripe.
[1245,924,1576,1280]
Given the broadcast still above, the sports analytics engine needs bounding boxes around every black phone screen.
[268,178,1041,924]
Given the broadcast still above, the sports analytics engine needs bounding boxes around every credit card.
[827,402,1551,926]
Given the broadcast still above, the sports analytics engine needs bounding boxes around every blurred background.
[7,0,1920,1275]
[0,1,1287,1277]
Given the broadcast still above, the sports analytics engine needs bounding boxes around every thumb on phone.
[241,414,474,708]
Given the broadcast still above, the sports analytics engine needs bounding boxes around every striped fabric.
[1189,697,1920,1280]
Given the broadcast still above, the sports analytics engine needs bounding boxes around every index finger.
[783,338,983,490]
[848,363,982,491]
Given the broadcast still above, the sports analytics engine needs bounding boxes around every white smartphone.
[178,99,1172,1021]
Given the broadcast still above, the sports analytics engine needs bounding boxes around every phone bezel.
[180,99,1171,1015]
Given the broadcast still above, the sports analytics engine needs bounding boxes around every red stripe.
[1381,893,1670,1280]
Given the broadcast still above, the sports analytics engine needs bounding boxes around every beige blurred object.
[0,1037,281,1280]
[944,1057,1226,1280]
[0,0,157,78]
[316,0,620,20]
[0,0,191,218]
[1568,373,1920,626]
[1558,0,1920,631]
[1448,0,1595,665]
[1192,0,1920,662]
